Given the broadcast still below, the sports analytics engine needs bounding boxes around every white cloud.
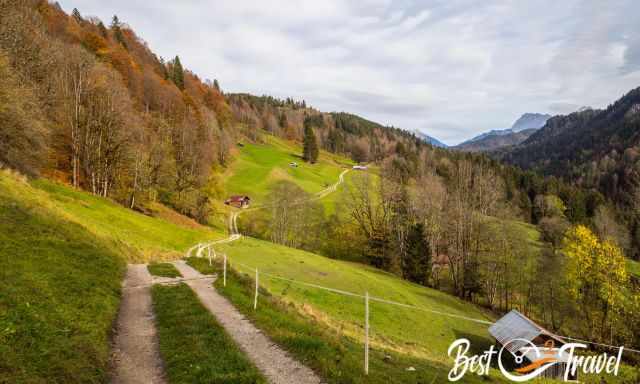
[60,0,640,145]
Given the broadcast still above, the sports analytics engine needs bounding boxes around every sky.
[59,0,640,145]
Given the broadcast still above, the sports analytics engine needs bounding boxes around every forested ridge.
[499,87,640,258]
[1,0,639,358]
[0,0,234,221]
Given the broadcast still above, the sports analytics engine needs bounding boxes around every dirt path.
[110,264,166,384]
[172,260,323,384]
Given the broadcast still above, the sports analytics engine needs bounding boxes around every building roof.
[227,195,250,202]
[488,310,564,354]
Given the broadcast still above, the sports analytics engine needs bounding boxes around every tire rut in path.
[172,260,323,384]
[110,264,166,384]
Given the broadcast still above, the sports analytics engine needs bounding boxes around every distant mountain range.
[412,130,448,148]
[497,86,640,236]
[454,113,551,152]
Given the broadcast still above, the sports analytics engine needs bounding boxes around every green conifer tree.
[172,55,185,90]
[111,15,127,49]
[72,8,82,23]
[402,223,431,285]
[303,125,319,163]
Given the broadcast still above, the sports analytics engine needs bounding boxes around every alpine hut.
[225,195,251,208]
[488,310,575,380]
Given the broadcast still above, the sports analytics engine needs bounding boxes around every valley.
[1,2,640,384]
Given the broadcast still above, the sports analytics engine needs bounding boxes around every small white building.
[352,165,367,170]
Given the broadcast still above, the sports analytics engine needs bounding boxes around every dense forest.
[499,87,640,259]
[1,0,638,356]
[0,0,234,221]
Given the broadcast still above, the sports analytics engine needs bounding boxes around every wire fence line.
[230,259,495,326]
[193,249,640,357]
[183,167,640,373]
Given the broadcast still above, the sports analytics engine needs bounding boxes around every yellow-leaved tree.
[562,225,628,342]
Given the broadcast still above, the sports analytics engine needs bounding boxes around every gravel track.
[173,260,323,384]
[110,264,166,384]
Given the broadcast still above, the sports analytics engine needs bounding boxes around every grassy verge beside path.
[152,283,267,384]
[147,263,182,278]
[187,260,496,384]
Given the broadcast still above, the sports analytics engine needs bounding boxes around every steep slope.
[454,112,550,151]
[0,168,228,383]
[499,87,640,255]
[0,171,125,383]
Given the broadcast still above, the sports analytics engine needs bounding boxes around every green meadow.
[31,178,221,262]
[214,236,494,362]
[223,135,351,205]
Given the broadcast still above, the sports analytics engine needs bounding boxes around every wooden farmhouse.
[224,195,251,208]
[489,310,575,380]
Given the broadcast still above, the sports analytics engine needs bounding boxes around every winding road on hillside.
[188,168,350,255]
[111,168,350,384]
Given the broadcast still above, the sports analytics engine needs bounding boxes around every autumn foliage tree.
[562,225,629,342]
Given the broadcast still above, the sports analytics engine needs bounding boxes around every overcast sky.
[60,0,640,145]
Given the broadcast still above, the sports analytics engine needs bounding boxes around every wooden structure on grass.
[489,310,575,380]
[225,195,251,208]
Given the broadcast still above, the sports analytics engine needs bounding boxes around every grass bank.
[212,236,494,362]
[32,178,222,262]
[0,170,125,383]
[152,283,266,384]
[187,260,499,384]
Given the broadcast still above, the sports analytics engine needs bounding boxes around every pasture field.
[223,135,352,205]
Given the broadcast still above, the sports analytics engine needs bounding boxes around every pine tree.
[402,223,431,285]
[303,125,319,163]
[97,21,108,38]
[111,15,127,49]
[72,8,82,23]
[213,79,220,91]
[172,55,185,90]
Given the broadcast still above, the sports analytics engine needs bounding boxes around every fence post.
[208,246,212,266]
[223,254,227,287]
[254,268,259,310]
[365,291,369,375]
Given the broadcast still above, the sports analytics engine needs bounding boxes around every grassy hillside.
[223,135,352,205]
[31,179,222,262]
[0,169,224,382]
[629,259,640,278]
[0,171,126,383]
[214,236,493,362]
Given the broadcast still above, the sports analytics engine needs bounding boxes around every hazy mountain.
[454,128,537,152]
[454,113,551,152]
[510,113,552,132]
[413,130,448,148]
